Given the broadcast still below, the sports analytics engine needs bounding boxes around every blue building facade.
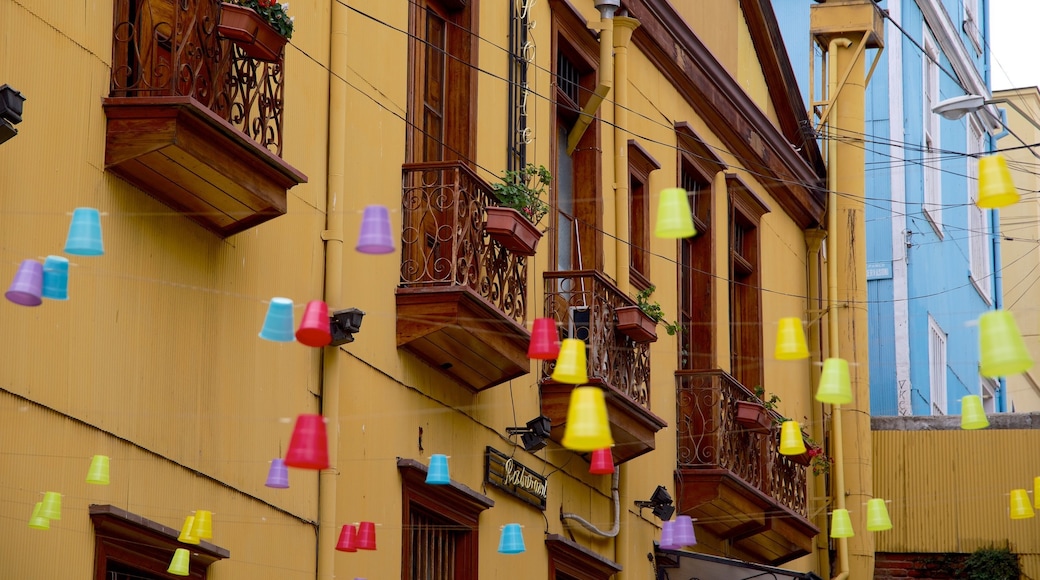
[776,0,1004,416]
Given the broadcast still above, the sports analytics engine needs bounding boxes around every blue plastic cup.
[425,454,450,485]
[42,255,70,300]
[259,297,295,342]
[64,208,104,256]
[498,523,525,554]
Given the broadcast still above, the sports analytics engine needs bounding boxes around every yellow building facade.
[0,0,832,578]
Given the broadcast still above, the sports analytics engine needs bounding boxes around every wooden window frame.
[398,458,493,580]
[727,174,770,390]
[90,504,228,580]
[549,0,602,272]
[676,122,725,371]
[406,0,478,164]
[546,533,621,580]
[628,139,660,290]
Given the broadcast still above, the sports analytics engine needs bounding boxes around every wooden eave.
[103,96,307,237]
[740,0,827,177]
[627,0,826,228]
[674,469,818,565]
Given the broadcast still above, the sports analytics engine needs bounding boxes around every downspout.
[595,1,616,284]
[317,2,348,580]
[613,15,638,295]
[560,469,620,537]
[826,37,852,580]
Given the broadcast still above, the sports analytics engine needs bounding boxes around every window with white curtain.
[968,116,991,300]
[923,35,942,234]
[929,315,948,415]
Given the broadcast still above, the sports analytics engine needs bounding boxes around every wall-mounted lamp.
[506,415,552,452]
[0,84,25,146]
[329,308,365,346]
[635,485,674,520]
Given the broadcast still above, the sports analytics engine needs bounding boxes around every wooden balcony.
[397,161,533,393]
[104,0,306,236]
[539,270,668,465]
[675,370,818,565]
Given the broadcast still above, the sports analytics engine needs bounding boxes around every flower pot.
[485,207,542,255]
[735,400,771,434]
[218,3,287,62]
[615,306,658,343]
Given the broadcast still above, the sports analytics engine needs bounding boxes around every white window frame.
[963,0,982,54]
[982,377,998,413]
[923,35,942,235]
[967,116,991,301]
[929,315,948,415]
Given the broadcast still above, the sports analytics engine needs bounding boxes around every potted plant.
[615,285,681,343]
[218,0,294,62]
[486,164,550,255]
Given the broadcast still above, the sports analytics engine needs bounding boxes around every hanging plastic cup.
[979,310,1033,378]
[426,454,450,485]
[356,521,377,550]
[168,548,191,576]
[778,420,807,455]
[40,492,61,520]
[259,297,295,342]
[178,516,200,544]
[86,455,111,485]
[336,524,358,552]
[6,259,43,306]
[41,255,70,301]
[265,458,290,488]
[775,317,809,360]
[658,520,677,550]
[528,317,561,360]
[830,508,854,537]
[561,386,614,451]
[551,339,588,384]
[190,510,213,540]
[866,498,892,532]
[498,523,525,554]
[672,515,697,547]
[1010,489,1035,520]
[28,502,49,530]
[589,448,614,475]
[296,300,332,347]
[285,414,329,469]
[654,188,696,238]
[356,205,395,254]
[977,154,1019,209]
[65,208,104,256]
[960,395,989,430]
[816,358,853,404]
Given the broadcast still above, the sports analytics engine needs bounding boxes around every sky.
[990,1,1040,90]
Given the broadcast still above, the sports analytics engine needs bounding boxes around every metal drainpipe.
[613,15,638,295]
[317,2,348,579]
[827,37,852,580]
[594,1,615,284]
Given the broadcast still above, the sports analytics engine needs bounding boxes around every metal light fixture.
[635,485,675,520]
[506,415,552,452]
[328,307,365,346]
[933,93,1040,133]
[0,84,25,146]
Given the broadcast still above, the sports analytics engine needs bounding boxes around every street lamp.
[933,93,1040,133]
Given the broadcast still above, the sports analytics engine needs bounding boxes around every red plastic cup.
[285,414,329,469]
[589,447,614,475]
[528,317,560,359]
[296,300,332,347]
[336,524,358,552]
[356,521,377,550]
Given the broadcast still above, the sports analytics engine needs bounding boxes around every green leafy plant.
[635,285,680,336]
[233,0,294,38]
[961,544,1021,580]
[754,386,832,476]
[490,164,551,224]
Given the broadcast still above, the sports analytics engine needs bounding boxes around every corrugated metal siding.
[875,428,1040,573]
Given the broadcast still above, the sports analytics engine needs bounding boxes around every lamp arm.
[974,99,1040,161]
[987,98,1040,134]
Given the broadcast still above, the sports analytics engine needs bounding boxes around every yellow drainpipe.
[826,37,851,580]
[598,13,616,282]
[613,16,638,295]
[317,2,348,579]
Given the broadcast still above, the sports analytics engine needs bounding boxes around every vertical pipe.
[613,17,639,295]
[598,14,616,282]
[805,229,829,578]
[826,37,851,580]
[317,1,348,579]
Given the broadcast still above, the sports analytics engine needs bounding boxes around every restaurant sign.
[485,446,547,510]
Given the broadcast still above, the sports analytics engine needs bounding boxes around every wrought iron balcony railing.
[541,270,651,410]
[676,369,808,517]
[110,0,285,155]
[400,161,530,324]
